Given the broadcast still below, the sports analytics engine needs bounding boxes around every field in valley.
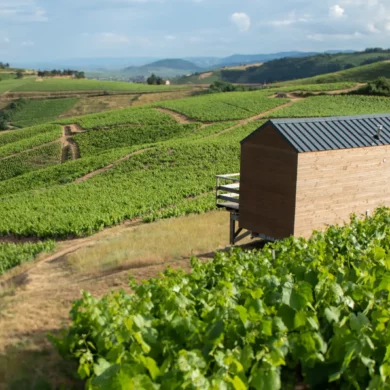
[1,79,390,389]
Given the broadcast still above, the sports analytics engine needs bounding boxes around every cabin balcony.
[216,173,240,211]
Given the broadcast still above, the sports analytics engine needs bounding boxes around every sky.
[1,0,390,62]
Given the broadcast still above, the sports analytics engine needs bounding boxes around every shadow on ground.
[0,328,83,390]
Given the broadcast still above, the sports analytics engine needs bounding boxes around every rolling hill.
[277,60,390,86]
[176,49,390,85]
[123,58,200,78]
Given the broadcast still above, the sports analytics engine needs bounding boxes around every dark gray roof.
[242,114,390,153]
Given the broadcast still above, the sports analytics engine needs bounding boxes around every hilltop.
[122,58,200,79]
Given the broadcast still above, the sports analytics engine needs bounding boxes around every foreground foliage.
[0,241,55,274]
[54,208,390,389]
[352,77,390,97]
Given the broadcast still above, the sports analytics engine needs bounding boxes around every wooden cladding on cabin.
[294,145,390,238]
[239,124,298,239]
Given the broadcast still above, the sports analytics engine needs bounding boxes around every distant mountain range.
[13,50,355,78]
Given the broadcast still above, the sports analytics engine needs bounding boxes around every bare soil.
[199,72,213,80]
[61,125,84,162]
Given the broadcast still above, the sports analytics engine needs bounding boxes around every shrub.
[53,208,390,389]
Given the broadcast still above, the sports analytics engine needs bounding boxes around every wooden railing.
[216,173,240,211]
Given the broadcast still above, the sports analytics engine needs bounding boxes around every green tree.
[147,73,165,85]
[16,71,24,79]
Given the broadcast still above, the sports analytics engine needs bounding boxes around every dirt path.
[155,107,195,124]
[61,125,83,163]
[75,147,152,183]
[0,211,239,389]
[325,83,366,94]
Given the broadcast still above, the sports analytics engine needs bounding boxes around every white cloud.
[3,37,9,43]
[164,35,176,41]
[366,23,379,33]
[329,4,345,18]
[231,12,251,33]
[22,40,34,46]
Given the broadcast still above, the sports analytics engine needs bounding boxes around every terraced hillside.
[0,82,386,258]
[1,81,390,389]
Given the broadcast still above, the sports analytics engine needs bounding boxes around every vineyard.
[1,82,390,389]
[268,95,390,118]
[0,123,61,146]
[0,141,62,181]
[74,123,202,157]
[53,208,390,389]
[12,78,186,92]
[59,106,178,129]
[8,98,79,127]
[0,241,54,275]
[157,90,288,121]
[0,125,62,158]
[270,82,357,92]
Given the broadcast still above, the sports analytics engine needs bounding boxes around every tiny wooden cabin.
[239,114,390,239]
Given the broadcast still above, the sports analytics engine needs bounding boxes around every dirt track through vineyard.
[155,107,196,124]
[75,147,153,182]
[60,125,83,162]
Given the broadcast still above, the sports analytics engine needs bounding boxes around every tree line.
[37,69,85,79]
[0,62,10,69]
[146,74,166,85]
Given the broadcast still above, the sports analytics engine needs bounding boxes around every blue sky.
[1,0,390,62]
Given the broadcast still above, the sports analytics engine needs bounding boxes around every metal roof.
[241,114,390,153]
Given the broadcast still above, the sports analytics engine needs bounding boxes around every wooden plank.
[218,183,240,194]
[295,145,390,237]
[217,194,239,204]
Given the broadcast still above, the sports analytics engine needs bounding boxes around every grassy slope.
[279,61,390,85]
[176,52,390,85]
[156,90,288,121]
[12,78,187,92]
[268,95,390,118]
[175,70,222,85]
[220,51,390,84]
[0,78,30,93]
[10,98,79,127]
